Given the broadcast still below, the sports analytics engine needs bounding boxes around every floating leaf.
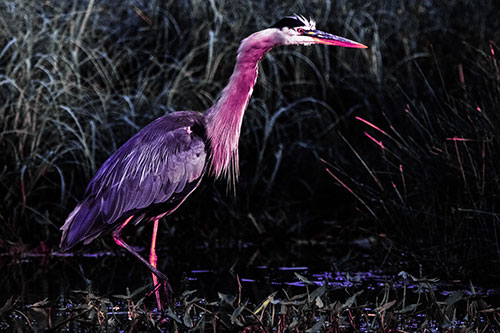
[0,297,15,317]
[254,298,270,315]
[288,317,299,329]
[315,297,324,308]
[254,291,277,315]
[346,272,361,282]
[342,291,364,309]
[113,285,149,300]
[166,308,182,324]
[231,304,245,326]
[310,285,326,301]
[183,309,193,328]
[396,303,420,313]
[290,292,308,301]
[28,298,50,308]
[294,273,314,285]
[469,281,477,296]
[306,315,325,332]
[444,290,465,306]
[181,289,198,298]
[218,293,236,306]
[374,300,396,312]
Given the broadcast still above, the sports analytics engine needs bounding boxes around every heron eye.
[297,28,304,34]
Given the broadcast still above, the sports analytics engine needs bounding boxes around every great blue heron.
[60,14,366,309]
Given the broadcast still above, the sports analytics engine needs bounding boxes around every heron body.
[60,15,366,308]
[60,111,206,250]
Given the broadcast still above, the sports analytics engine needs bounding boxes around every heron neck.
[205,30,275,188]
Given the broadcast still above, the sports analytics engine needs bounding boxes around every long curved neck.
[205,29,276,188]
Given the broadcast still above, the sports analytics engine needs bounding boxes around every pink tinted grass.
[451,139,467,185]
[391,181,404,204]
[490,40,499,79]
[364,132,385,149]
[355,116,388,136]
[481,141,486,195]
[399,164,407,198]
[325,167,378,219]
[458,64,465,84]
[338,134,383,190]
[445,137,473,142]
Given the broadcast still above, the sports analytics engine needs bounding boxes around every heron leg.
[112,216,169,282]
[149,218,162,310]
[149,218,174,309]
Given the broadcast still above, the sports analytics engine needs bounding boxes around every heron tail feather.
[59,200,101,251]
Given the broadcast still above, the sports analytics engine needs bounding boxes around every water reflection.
[2,245,498,306]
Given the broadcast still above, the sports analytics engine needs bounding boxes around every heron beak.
[306,30,367,48]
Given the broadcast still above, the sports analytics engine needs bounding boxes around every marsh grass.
[322,36,500,273]
[0,0,499,307]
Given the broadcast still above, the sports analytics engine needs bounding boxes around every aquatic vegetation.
[1,269,497,331]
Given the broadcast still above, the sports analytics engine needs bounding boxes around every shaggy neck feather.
[205,30,276,189]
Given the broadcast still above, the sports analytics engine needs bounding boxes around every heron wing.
[60,111,207,250]
[92,121,206,223]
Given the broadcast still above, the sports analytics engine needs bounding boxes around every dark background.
[1,0,500,290]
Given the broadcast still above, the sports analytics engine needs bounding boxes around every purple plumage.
[60,111,207,251]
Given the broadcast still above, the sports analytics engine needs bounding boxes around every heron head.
[270,15,367,49]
